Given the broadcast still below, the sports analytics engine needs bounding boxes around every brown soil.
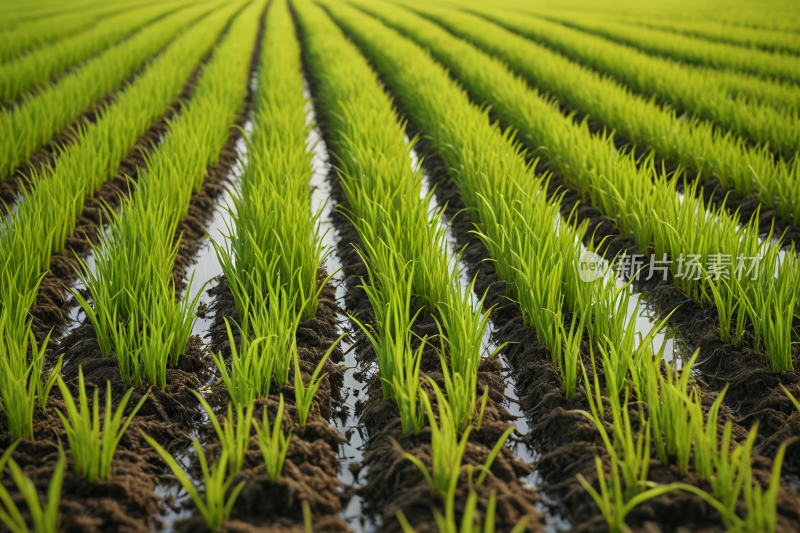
[0,395,189,533]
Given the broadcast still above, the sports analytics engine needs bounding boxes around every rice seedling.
[143,435,244,530]
[641,349,700,475]
[0,319,60,441]
[349,251,426,433]
[576,454,736,533]
[293,333,345,426]
[74,0,263,388]
[579,357,651,501]
[211,320,276,406]
[193,392,253,476]
[0,444,65,533]
[254,394,291,483]
[54,368,148,482]
[405,381,514,495]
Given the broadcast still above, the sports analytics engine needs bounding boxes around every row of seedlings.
[323,1,800,532]
[0,0,244,441]
[178,0,350,529]
[368,0,800,456]
[0,0,196,104]
[67,0,262,527]
[465,2,800,159]
[0,0,157,62]
[0,0,223,181]
[561,11,800,55]
[293,0,539,529]
[387,0,800,457]
[381,1,800,382]
[396,2,800,233]
[538,12,800,85]
[0,2,254,532]
[0,0,127,31]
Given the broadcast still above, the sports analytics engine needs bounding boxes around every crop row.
[296,0,491,439]
[0,0,157,63]
[0,0,242,440]
[375,1,800,375]
[344,0,658,402]
[466,3,800,159]
[0,0,193,103]
[401,3,799,225]
[295,1,534,529]
[213,0,328,405]
[75,0,258,389]
[537,9,800,55]
[0,0,220,180]
[324,2,794,530]
[0,0,122,32]
[542,13,800,85]
[146,1,350,527]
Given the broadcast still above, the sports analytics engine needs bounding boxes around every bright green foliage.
[0,1,220,180]
[295,0,490,434]
[55,368,148,482]
[405,381,470,495]
[641,350,700,475]
[466,5,800,157]
[392,2,799,223]
[326,0,661,399]
[0,1,195,103]
[352,0,798,373]
[211,0,335,406]
[0,444,65,533]
[143,434,244,530]
[0,0,241,387]
[212,319,276,406]
[254,394,292,483]
[0,317,60,441]
[0,1,143,62]
[544,14,800,85]
[76,0,262,388]
[579,358,651,502]
[216,0,327,325]
[351,254,426,433]
[194,392,253,476]
[293,334,344,426]
[405,381,514,496]
[560,11,800,55]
